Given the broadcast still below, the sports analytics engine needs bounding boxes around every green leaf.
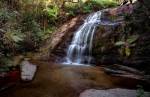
[127,35,139,44]
[11,35,23,42]
[11,32,24,43]
[115,41,125,46]
[125,47,131,56]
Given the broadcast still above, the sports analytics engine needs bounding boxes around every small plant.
[115,35,139,57]
[82,2,93,13]
[136,85,145,97]
[90,0,118,8]
[0,8,10,25]
[44,5,59,24]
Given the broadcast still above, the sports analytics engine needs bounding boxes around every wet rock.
[79,88,150,97]
[103,4,133,16]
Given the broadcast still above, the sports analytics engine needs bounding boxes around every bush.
[43,4,60,25]
[64,0,118,16]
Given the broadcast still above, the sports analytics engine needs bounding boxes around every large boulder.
[79,88,150,97]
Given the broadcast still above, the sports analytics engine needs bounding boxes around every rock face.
[92,2,150,74]
[92,4,134,65]
[79,88,150,97]
[36,15,86,61]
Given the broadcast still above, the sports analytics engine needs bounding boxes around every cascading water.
[64,11,102,65]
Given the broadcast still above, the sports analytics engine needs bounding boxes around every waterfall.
[64,11,102,65]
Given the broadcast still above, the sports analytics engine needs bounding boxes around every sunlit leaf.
[127,35,139,44]
[125,47,131,56]
[11,34,24,42]
[115,41,125,46]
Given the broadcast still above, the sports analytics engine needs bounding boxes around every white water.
[64,11,102,65]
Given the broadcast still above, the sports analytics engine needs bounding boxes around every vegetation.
[136,85,145,97]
